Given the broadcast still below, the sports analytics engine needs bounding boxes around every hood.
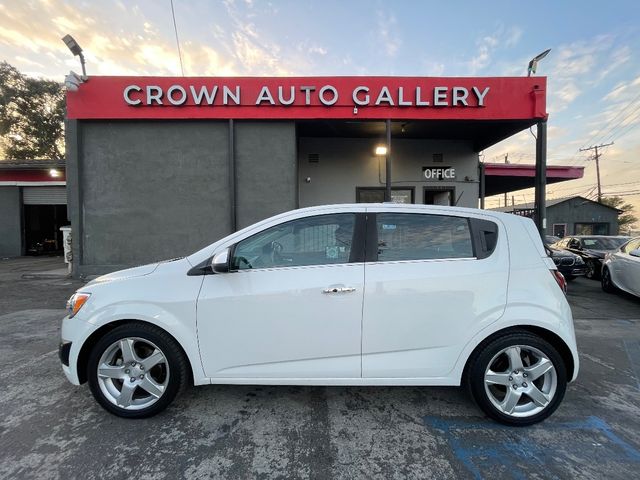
[85,262,160,286]
[583,249,607,258]
[549,248,576,258]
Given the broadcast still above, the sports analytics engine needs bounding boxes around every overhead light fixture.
[527,49,551,77]
[62,34,87,78]
[49,168,61,178]
[375,145,388,156]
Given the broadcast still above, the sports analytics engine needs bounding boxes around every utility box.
[60,226,72,273]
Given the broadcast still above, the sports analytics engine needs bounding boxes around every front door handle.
[322,286,357,294]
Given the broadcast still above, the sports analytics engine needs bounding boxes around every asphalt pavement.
[1,256,639,479]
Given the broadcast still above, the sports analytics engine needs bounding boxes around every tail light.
[551,269,567,294]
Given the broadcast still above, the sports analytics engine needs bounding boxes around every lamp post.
[527,49,551,237]
[62,34,87,78]
[527,48,551,77]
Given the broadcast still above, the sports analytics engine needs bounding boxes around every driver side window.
[231,214,357,270]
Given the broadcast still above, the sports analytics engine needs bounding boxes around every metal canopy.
[296,119,537,152]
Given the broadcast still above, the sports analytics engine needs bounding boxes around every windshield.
[582,237,629,250]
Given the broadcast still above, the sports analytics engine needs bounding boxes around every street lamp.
[62,34,87,78]
[527,49,551,76]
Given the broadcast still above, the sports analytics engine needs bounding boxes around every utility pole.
[503,153,509,207]
[579,142,614,202]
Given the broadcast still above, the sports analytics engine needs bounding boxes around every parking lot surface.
[1,257,639,479]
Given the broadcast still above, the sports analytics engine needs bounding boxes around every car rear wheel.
[87,323,189,418]
[601,267,617,293]
[467,332,567,426]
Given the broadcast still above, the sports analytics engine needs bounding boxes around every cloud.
[0,0,321,79]
[376,10,401,57]
[467,25,523,75]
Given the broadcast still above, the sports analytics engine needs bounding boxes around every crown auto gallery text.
[123,84,491,108]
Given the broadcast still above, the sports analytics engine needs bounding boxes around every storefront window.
[575,223,609,235]
[356,187,414,204]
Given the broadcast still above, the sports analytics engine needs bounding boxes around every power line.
[579,92,640,149]
[606,118,640,143]
[170,0,185,76]
[599,105,640,144]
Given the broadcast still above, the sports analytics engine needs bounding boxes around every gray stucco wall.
[547,198,619,236]
[68,120,298,277]
[0,186,22,257]
[77,121,231,275]
[235,122,297,228]
[298,138,480,208]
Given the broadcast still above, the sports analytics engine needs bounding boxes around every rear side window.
[469,218,499,259]
[375,213,473,262]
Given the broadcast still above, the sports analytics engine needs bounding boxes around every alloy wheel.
[483,345,558,418]
[96,337,170,410]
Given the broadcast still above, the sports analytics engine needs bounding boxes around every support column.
[385,119,391,202]
[534,120,547,237]
[478,162,486,209]
[228,119,237,232]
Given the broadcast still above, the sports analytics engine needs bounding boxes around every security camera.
[64,71,85,92]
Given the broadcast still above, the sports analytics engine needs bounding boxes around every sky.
[1,0,639,227]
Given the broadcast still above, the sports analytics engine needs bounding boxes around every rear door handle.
[322,286,357,294]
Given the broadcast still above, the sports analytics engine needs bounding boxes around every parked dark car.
[551,235,632,280]
[545,246,587,281]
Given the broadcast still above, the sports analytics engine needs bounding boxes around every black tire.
[601,267,617,293]
[585,259,600,280]
[87,322,189,418]
[466,331,567,426]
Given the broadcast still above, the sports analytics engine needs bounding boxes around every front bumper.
[60,314,95,386]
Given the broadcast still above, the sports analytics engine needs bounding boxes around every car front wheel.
[601,267,617,293]
[467,332,567,426]
[585,259,599,280]
[87,323,189,418]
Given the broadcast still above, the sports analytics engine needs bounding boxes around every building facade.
[65,76,549,277]
[494,196,621,236]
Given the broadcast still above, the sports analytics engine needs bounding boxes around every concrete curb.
[21,271,71,280]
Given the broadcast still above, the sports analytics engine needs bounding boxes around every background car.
[60,204,578,426]
[551,235,632,280]
[545,235,561,245]
[545,246,587,282]
[602,237,640,298]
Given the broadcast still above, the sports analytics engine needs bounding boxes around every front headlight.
[66,292,91,318]
[575,256,584,265]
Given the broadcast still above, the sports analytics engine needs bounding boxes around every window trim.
[228,213,367,272]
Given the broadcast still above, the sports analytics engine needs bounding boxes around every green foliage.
[0,61,65,160]
[600,196,638,231]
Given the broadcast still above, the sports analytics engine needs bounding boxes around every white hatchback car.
[60,204,578,426]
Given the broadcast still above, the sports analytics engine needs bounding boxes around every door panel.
[362,212,508,378]
[197,265,364,378]
[196,211,366,379]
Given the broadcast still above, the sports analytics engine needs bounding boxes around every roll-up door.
[22,186,67,205]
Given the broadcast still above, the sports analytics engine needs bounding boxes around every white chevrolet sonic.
[60,204,578,426]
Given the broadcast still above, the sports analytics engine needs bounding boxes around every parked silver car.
[601,237,640,298]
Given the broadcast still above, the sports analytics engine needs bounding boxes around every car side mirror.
[630,249,640,258]
[210,248,230,273]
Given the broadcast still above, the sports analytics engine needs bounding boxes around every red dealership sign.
[66,76,547,121]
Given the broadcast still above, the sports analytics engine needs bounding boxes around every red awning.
[484,163,583,196]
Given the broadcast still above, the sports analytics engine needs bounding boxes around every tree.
[600,196,638,232]
[0,61,65,160]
